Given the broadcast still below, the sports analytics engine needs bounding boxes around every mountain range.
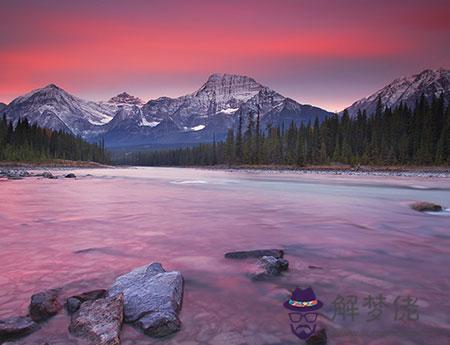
[1,69,448,148]
[346,68,449,116]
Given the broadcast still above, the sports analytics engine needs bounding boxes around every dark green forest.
[0,116,109,163]
[117,95,450,167]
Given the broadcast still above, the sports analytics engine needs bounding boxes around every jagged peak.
[204,73,259,85]
[108,92,143,105]
[195,73,265,101]
[43,83,62,90]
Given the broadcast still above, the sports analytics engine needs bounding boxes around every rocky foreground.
[0,251,303,344]
[0,169,77,180]
[0,263,184,344]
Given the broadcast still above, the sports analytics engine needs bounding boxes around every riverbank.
[200,164,450,178]
[0,159,112,169]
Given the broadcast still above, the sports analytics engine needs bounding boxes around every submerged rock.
[65,173,76,178]
[308,265,323,270]
[260,256,289,274]
[41,171,57,179]
[69,294,124,345]
[251,255,289,281]
[29,288,62,322]
[225,249,284,259]
[306,328,327,345]
[0,316,39,341]
[66,289,107,314]
[410,201,443,212]
[108,262,183,337]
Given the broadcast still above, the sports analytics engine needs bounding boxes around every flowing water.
[0,167,449,345]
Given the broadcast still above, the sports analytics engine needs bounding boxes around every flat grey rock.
[0,316,38,341]
[108,262,183,337]
[69,294,124,345]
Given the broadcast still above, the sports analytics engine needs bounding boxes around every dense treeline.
[119,95,450,167]
[0,116,109,163]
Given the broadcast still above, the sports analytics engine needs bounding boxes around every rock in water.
[66,289,107,314]
[306,329,327,345]
[260,256,289,275]
[65,173,76,178]
[251,255,289,281]
[69,294,124,345]
[0,316,39,341]
[225,249,284,259]
[67,298,82,314]
[41,171,57,179]
[410,201,443,212]
[0,169,31,180]
[29,288,62,322]
[108,262,183,337]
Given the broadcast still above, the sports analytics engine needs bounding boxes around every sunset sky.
[1,0,449,111]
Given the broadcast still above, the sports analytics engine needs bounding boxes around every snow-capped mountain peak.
[0,73,334,147]
[3,84,116,134]
[345,68,449,116]
[195,73,264,102]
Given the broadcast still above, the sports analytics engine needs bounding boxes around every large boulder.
[410,201,443,212]
[29,288,62,322]
[66,289,107,314]
[65,173,76,178]
[224,249,284,259]
[69,294,124,345]
[0,316,39,341]
[108,263,183,337]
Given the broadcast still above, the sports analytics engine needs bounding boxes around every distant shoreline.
[1,161,449,178]
[197,164,450,178]
[0,160,112,169]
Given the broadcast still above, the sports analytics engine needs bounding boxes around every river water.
[0,167,449,345]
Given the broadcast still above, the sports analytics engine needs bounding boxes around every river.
[1,167,449,344]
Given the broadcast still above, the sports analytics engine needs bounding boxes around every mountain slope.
[0,74,334,147]
[345,68,450,116]
[107,73,333,146]
[0,84,116,135]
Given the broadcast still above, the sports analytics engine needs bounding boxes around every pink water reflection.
[0,168,449,344]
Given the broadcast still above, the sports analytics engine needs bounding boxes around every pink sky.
[0,0,449,111]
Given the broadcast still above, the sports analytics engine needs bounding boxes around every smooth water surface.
[1,167,449,344]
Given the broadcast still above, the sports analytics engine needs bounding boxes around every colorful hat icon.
[283,287,323,311]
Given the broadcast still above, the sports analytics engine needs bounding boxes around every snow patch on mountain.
[140,118,160,127]
[218,107,239,114]
[184,124,206,131]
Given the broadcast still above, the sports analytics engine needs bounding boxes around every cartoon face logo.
[283,287,323,340]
